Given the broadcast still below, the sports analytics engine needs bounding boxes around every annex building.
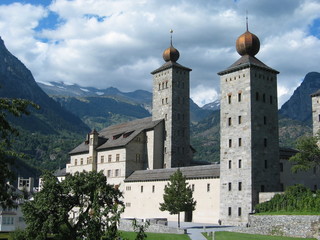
[62,27,320,226]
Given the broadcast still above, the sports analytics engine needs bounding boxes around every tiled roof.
[124,164,220,182]
[69,117,163,155]
[151,61,192,74]
[218,55,279,75]
[53,168,67,177]
[311,89,320,97]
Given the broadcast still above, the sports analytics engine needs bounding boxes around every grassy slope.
[120,231,190,240]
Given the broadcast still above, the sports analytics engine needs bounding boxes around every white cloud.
[0,0,319,108]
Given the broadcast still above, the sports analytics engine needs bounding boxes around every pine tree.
[159,169,196,228]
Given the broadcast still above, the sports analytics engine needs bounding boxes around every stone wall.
[119,219,184,234]
[234,215,320,239]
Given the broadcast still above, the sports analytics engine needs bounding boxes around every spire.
[162,29,180,62]
[246,10,248,31]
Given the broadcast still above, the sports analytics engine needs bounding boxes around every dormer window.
[113,133,122,140]
[123,131,134,138]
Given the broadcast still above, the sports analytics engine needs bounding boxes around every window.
[75,159,78,166]
[162,99,164,105]
[318,114,320,122]
[263,93,266,102]
[264,138,267,147]
[191,184,195,192]
[207,183,210,192]
[238,207,242,216]
[264,116,267,125]
[107,170,112,177]
[228,117,232,126]
[229,139,232,148]
[141,186,143,193]
[264,160,268,169]
[238,138,242,147]
[152,185,155,193]
[280,163,283,172]
[238,115,242,124]
[126,202,131,207]
[256,92,259,101]
[108,155,112,162]
[101,156,104,163]
[80,158,83,165]
[126,186,131,191]
[238,93,242,102]
[165,98,168,104]
[116,154,120,162]
[115,169,119,177]
[238,159,242,168]
[165,114,167,120]
[261,185,265,192]
[228,95,232,104]
[228,182,232,191]
[238,182,242,191]
[136,153,140,162]
[270,95,273,104]
[228,207,232,216]
[158,83,161,90]
[228,160,232,169]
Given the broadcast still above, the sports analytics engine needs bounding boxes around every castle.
[62,27,320,225]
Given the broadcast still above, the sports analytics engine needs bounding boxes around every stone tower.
[218,27,280,225]
[311,90,320,136]
[151,34,192,168]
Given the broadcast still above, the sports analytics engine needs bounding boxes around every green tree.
[289,134,320,173]
[159,169,196,228]
[22,171,124,240]
[0,97,38,208]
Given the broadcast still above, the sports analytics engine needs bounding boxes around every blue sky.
[0,0,320,107]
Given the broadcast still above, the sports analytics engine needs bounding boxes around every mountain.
[202,99,220,111]
[279,72,320,124]
[0,37,90,171]
[38,81,214,127]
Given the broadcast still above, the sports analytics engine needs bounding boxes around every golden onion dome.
[163,45,180,62]
[236,30,260,57]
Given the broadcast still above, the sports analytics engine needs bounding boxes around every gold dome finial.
[163,29,180,62]
[235,14,260,57]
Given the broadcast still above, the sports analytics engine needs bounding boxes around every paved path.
[168,221,237,240]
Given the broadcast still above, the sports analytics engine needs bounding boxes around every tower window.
[228,160,232,169]
[141,186,143,193]
[228,182,232,191]
[158,83,161,90]
[238,93,242,102]
[228,95,232,104]
[152,185,155,193]
[261,185,265,192]
[162,82,164,89]
[264,138,267,147]
[238,159,242,168]
[238,182,242,191]
[264,160,268,169]
[238,116,242,124]
[280,163,283,172]
[263,93,266,102]
[256,92,259,101]
[229,139,232,148]
[228,117,232,126]
[165,98,168,104]
[270,95,273,104]
[207,183,210,192]
[238,138,242,147]
[238,207,242,216]
[318,114,320,122]
[228,207,232,216]
[162,99,164,105]
[192,184,195,192]
[264,116,267,125]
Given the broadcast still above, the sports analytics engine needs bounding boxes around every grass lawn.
[202,232,317,240]
[120,231,190,240]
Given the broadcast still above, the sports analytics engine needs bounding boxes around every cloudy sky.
[0,0,319,107]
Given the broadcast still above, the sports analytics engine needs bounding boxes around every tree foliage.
[159,169,196,228]
[289,134,320,173]
[22,171,124,240]
[0,97,38,209]
[255,184,320,213]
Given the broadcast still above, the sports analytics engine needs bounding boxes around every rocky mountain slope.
[0,37,89,171]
